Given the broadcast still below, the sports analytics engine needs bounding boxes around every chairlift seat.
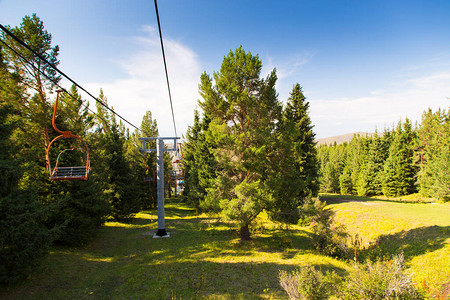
[144,176,155,182]
[51,166,89,181]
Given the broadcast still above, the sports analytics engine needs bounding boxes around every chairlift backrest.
[45,90,90,181]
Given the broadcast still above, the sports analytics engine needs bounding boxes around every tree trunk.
[240,224,251,241]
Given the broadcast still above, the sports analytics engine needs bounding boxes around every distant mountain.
[316,131,373,146]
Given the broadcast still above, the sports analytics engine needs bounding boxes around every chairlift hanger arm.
[52,91,75,138]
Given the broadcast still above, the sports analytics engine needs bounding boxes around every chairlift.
[45,90,90,181]
[171,143,184,184]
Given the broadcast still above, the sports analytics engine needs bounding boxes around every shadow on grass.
[251,230,313,253]
[320,194,432,204]
[128,217,156,225]
[361,225,449,260]
[322,194,434,205]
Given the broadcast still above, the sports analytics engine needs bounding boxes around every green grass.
[322,194,450,296]
[2,196,449,299]
[2,201,347,299]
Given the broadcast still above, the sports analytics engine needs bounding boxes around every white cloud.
[83,27,201,139]
[79,33,449,142]
[309,72,450,138]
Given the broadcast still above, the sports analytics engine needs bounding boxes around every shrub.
[279,266,339,300]
[341,253,423,300]
[0,192,52,285]
[279,254,423,300]
[42,178,110,246]
[302,197,349,258]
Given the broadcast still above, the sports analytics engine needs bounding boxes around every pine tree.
[339,141,357,195]
[283,84,320,197]
[1,14,61,149]
[2,16,108,248]
[198,47,282,240]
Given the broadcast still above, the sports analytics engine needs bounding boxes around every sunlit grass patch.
[324,194,450,243]
[410,244,450,296]
[373,193,437,203]
[322,194,450,298]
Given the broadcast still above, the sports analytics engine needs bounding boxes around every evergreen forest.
[317,111,449,201]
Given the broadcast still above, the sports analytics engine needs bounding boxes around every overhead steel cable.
[0,36,112,128]
[0,23,141,132]
[154,0,178,137]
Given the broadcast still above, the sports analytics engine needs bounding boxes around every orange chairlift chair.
[45,90,90,181]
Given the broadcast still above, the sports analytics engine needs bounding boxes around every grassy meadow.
[2,195,449,299]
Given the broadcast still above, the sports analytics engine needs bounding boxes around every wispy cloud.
[309,72,450,138]
[263,52,313,76]
[83,26,201,138]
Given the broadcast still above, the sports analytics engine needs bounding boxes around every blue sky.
[1,0,450,138]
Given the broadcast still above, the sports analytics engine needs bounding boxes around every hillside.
[316,131,373,146]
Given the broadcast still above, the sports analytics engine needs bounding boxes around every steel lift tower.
[139,137,179,238]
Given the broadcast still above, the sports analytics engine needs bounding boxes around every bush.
[0,192,52,285]
[279,254,423,300]
[302,197,349,258]
[279,266,339,300]
[43,178,110,246]
[341,253,423,300]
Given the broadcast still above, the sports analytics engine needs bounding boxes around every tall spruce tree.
[0,56,51,283]
[91,91,139,220]
[130,111,159,209]
[339,138,361,195]
[357,132,388,196]
[182,110,213,209]
[382,119,417,197]
[318,143,345,193]
[270,83,319,223]
[182,110,200,207]
[417,108,450,201]
[282,84,319,198]
[198,47,282,240]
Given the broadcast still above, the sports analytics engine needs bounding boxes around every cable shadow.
[322,194,434,205]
